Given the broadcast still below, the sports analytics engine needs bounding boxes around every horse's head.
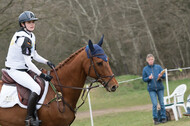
[84,35,118,92]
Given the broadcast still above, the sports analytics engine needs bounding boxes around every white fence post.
[87,85,94,126]
[165,68,170,103]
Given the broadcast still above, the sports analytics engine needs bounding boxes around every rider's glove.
[47,61,55,69]
[40,73,53,81]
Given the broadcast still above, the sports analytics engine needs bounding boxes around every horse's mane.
[53,46,86,71]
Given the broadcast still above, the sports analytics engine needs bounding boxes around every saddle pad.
[1,69,45,105]
[0,81,49,109]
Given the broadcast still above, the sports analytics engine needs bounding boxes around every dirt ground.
[75,104,152,120]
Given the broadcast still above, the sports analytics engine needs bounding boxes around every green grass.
[71,74,190,126]
[72,110,190,126]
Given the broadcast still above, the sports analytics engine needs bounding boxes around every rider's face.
[22,21,35,32]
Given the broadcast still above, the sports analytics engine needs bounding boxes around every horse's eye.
[97,62,103,66]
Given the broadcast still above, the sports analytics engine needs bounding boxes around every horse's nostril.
[111,85,117,92]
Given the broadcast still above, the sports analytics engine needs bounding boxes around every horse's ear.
[98,34,104,47]
[88,40,95,52]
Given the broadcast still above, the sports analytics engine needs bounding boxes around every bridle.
[45,51,114,114]
[87,51,115,88]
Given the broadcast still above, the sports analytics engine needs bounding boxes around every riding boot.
[25,92,40,126]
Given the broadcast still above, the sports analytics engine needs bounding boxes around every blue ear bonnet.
[85,44,108,62]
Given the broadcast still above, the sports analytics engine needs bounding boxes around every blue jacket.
[142,64,165,92]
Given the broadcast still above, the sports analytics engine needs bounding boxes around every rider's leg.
[6,69,41,95]
[6,69,41,125]
[25,92,39,123]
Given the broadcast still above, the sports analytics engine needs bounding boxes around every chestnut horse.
[0,36,118,126]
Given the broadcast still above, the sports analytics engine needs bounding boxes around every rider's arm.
[33,45,55,69]
[33,50,48,64]
[20,37,42,75]
[23,55,42,75]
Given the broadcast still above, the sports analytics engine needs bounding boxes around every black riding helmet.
[19,11,38,27]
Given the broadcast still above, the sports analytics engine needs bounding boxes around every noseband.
[87,51,114,88]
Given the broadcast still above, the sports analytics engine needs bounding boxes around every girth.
[1,69,45,106]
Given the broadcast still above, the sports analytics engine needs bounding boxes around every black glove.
[47,61,55,69]
[40,73,53,81]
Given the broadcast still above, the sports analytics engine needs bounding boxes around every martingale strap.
[46,82,61,105]
[45,68,76,113]
[45,69,100,113]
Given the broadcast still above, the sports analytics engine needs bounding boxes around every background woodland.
[1,0,190,76]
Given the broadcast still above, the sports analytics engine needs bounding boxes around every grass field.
[71,74,190,126]
[72,111,190,126]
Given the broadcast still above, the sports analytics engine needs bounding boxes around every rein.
[46,67,100,114]
[46,51,114,114]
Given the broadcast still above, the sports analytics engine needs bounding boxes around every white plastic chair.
[164,84,187,121]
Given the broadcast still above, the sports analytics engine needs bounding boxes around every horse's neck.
[57,51,87,85]
[52,50,87,107]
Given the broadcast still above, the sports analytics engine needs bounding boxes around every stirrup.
[25,117,42,126]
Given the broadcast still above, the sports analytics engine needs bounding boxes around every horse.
[0,36,118,126]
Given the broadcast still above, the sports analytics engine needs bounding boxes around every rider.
[5,11,55,125]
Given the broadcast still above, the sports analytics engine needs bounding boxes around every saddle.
[1,69,45,106]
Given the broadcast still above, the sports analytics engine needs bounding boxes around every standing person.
[183,95,190,116]
[142,54,167,125]
[5,11,55,126]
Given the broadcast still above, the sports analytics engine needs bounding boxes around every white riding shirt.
[5,28,48,75]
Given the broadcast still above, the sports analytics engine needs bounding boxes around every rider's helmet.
[18,11,38,27]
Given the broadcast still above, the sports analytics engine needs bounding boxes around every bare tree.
[1,0,190,75]
[136,0,164,67]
